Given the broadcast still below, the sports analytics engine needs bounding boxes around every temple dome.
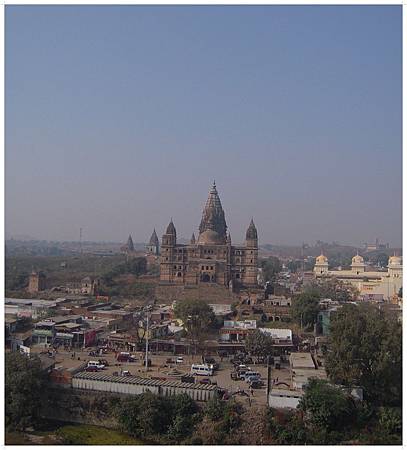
[316,254,328,264]
[197,230,224,245]
[352,254,364,264]
[389,255,402,265]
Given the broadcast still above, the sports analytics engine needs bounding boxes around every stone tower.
[126,235,135,252]
[244,219,259,285]
[28,270,46,293]
[160,220,177,282]
[147,229,160,255]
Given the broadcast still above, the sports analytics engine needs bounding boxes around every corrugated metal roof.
[73,371,217,390]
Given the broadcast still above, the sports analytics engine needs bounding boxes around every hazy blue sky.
[6,6,402,246]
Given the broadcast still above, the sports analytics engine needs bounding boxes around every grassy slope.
[5,425,144,445]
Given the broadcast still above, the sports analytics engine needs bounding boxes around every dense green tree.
[204,396,226,421]
[116,392,198,443]
[5,352,47,431]
[291,288,321,329]
[325,304,401,406]
[260,257,282,282]
[309,279,357,302]
[101,257,147,285]
[298,379,354,433]
[117,392,174,439]
[174,299,215,352]
[378,407,402,435]
[267,409,307,445]
[245,330,273,360]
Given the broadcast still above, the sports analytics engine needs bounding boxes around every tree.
[117,392,174,439]
[298,379,354,434]
[245,330,273,361]
[267,409,307,445]
[260,257,282,282]
[291,288,321,330]
[173,299,215,353]
[325,304,401,406]
[5,352,47,431]
[309,279,357,302]
[116,392,198,443]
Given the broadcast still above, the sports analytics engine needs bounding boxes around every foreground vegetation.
[5,424,143,445]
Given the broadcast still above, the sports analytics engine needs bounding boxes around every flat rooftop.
[73,371,217,390]
[290,352,316,370]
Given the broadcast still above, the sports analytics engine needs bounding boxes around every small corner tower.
[243,219,258,286]
[314,253,329,275]
[351,252,365,274]
[147,229,160,256]
[160,220,177,282]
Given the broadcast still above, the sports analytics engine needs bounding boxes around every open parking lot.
[42,346,295,406]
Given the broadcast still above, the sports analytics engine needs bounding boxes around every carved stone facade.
[160,182,258,287]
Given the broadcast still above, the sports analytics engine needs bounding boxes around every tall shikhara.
[198,181,227,242]
[160,182,259,288]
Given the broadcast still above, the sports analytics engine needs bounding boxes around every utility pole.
[145,307,151,371]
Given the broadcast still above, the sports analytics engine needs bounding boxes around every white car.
[87,361,105,370]
[176,357,184,364]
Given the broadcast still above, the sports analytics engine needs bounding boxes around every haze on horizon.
[5,6,402,247]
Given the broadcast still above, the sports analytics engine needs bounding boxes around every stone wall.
[41,386,122,428]
[155,284,240,305]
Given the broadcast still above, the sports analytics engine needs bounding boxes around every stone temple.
[160,182,258,287]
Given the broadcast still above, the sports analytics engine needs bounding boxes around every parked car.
[121,370,131,376]
[246,375,261,384]
[87,360,105,370]
[85,366,98,372]
[203,357,219,370]
[98,359,109,367]
[176,356,184,364]
[117,352,136,362]
[181,375,195,383]
[230,372,240,380]
[249,380,264,389]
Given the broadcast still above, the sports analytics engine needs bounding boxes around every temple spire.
[198,181,227,242]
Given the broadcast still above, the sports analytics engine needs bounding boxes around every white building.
[313,253,402,301]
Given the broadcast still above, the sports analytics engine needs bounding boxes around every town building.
[160,182,258,287]
[313,253,402,301]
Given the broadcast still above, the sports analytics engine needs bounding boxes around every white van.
[191,364,213,376]
[88,360,105,369]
